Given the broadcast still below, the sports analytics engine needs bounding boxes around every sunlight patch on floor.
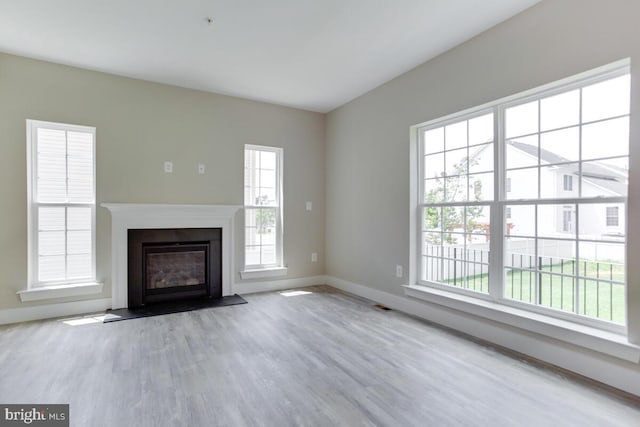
[280,290,313,297]
[60,313,110,326]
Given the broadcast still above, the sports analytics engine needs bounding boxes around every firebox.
[127,228,222,307]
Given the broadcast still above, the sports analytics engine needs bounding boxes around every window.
[562,206,574,232]
[244,145,283,270]
[563,174,573,191]
[606,206,619,227]
[416,63,629,327]
[27,120,96,288]
[422,112,494,292]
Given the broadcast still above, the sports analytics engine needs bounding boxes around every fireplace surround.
[102,204,241,309]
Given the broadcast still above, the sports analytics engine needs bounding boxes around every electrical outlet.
[198,164,205,174]
[396,265,403,278]
[311,252,318,262]
[306,201,312,211]
[164,161,173,173]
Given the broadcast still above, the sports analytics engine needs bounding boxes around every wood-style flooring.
[0,285,638,426]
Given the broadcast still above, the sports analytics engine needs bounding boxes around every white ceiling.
[0,0,540,112]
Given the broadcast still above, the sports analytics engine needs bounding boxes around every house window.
[416,62,629,327]
[27,120,96,288]
[562,206,574,232]
[244,145,283,269]
[606,206,619,227]
[563,174,573,191]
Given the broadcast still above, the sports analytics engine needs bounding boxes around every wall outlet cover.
[396,265,403,278]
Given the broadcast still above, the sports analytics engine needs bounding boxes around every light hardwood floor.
[1,285,638,426]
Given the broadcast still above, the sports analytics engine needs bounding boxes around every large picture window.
[27,120,96,288]
[416,63,629,327]
[244,145,283,270]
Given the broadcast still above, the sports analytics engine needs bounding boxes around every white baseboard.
[0,298,112,325]
[0,275,326,325]
[233,275,326,295]
[325,275,640,397]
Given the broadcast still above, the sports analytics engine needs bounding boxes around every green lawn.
[446,261,625,324]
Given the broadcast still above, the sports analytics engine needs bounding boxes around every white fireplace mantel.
[102,203,241,309]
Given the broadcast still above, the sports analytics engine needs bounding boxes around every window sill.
[239,267,288,280]
[18,282,104,302]
[403,283,640,363]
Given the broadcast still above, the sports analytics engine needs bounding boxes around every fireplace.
[128,228,222,307]
[102,203,240,309]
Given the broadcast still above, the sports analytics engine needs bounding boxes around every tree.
[255,195,276,234]
[425,156,485,244]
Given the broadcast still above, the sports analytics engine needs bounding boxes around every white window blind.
[28,120,96,287]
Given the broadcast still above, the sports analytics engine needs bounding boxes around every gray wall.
[0,52,325,310]
[325,0,640,383]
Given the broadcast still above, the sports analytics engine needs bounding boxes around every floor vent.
[374,304,391,311]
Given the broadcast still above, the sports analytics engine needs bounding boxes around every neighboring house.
[427,139,627,268]
[505,140,626,241]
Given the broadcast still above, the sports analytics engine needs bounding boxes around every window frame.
[242,144,285,273]
[412,61,630,334]
[26,119,97,289]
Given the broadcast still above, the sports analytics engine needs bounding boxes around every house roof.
[507,140,627,196]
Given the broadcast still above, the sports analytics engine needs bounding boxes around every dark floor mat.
[103,294,247,322]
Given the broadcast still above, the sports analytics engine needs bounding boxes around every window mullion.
[488,106,504,299]
[578,88,584,198]
[64,130,69,281]
[574,203,581,315]
[575,87,584,314]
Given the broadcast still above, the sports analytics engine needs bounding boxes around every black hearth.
[128,228,222,308]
